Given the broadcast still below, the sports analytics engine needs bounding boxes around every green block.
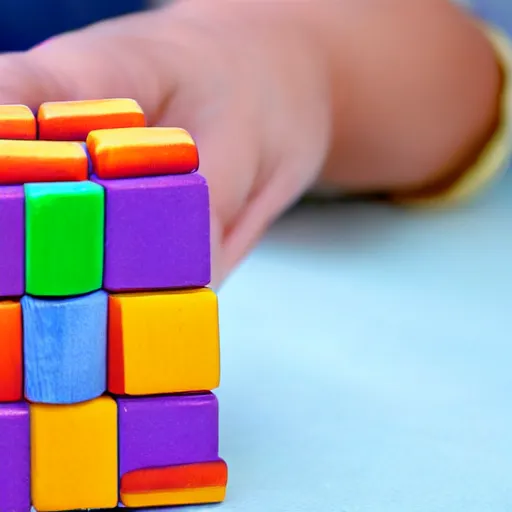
[25,181,105,296]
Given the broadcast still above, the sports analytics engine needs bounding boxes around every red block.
[0,302,22,401]
[107,296,125,394]
[0,105,36,140]
[121,460,228,493]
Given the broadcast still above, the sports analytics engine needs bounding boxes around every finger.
[190,115,261,288]
[0,8,179,124]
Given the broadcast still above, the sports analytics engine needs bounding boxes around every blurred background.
[0,0,510,52]
[0,0,146,52]
[469,0,512,34]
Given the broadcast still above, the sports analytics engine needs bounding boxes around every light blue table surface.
[175,170,512,511]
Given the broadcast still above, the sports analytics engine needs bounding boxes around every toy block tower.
[0,99,227,511]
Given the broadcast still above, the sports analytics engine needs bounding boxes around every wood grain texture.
[38,99,145,141]
[0,104,36,140]
[30,397,118,511]
[0,140,87,184]
[0,302,22,401]
[0,403,30,512]
[87,127,198,179]
[25,181,104,296]
[108,289,220,396]
[22,291,108,404]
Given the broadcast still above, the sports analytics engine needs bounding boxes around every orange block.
[121,460,228,494]
[87,127,198,179]
[0,301,22,401]
[0,140,88,184]
[38,99,145,141]
[0,105,36,140]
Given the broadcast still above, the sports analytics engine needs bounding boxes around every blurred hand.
[0,0,499,286]
[0,0,331,287]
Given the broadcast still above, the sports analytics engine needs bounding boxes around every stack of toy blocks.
[0,99,227,511]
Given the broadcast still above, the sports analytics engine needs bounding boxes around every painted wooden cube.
[118,393,227,508]
[0,99,226,511]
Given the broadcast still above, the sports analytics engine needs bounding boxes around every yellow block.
[108,288,220,395]
[31,396,118,511]
[121,486,226,507]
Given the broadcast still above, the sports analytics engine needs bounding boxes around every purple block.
[0,403,30,512]
[118,393,219,476]
[0,186,24,297]
[92,173,210,291]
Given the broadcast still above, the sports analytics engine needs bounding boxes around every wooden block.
[0,140,87,185]
[37,98,145,141]
[87,127,198,179]
[25,181,104,296]
[0,403,30,512]
[108,289,219,395]
[118,393,223,507]
[30,397,118,511]
[92,173,210,292]
[0,104,36,140]
[22,291,108,404]
[0,186,24,297]
[0,302,22,401]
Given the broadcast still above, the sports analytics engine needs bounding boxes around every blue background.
[0,0,146,51]
[472,0,512,34]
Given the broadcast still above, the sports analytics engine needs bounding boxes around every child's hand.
[0,0,500,286]
[0,1,332,286]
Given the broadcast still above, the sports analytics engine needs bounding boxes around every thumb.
[0,8,179,124]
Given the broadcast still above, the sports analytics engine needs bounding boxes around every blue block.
[22,291,108,404]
